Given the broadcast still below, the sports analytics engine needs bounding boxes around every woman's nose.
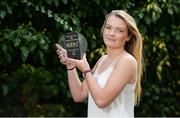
[109,29,115,36]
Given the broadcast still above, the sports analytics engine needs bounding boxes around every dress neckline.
[97,55,118,76]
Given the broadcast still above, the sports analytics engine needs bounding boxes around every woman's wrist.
[83,69,92,78]
[67,65,76,71]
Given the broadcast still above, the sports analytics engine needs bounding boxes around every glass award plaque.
[58,32,87,59]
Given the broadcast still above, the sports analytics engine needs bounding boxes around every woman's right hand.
[55,43,75,69]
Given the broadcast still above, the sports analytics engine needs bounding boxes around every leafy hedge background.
[0,0,179,117]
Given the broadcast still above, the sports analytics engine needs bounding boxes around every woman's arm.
[55,43,88,102]
[84,55,137,108]
[66,55,105,102]
[67,68,88,102]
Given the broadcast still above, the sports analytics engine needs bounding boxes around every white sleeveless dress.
[88,57,136,117]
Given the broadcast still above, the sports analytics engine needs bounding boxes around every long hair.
[101,10,144,106]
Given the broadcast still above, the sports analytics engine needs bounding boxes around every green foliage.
[0,0,179,117]
[0,24,50,67]
[0,64,65,116]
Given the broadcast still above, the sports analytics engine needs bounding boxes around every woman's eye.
[116,29,123,33]
[105,26,111,29]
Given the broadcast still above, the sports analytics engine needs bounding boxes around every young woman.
[56,10,144,117]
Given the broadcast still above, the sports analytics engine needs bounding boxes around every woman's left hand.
[65,54,90,72]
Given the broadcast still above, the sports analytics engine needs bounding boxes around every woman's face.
[103,15,129,49]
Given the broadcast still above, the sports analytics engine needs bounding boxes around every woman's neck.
[106,47,125,60]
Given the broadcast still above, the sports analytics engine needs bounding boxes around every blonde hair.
[101,10,144,106]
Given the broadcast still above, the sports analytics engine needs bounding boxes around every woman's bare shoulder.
[124,52,137,63]
[113,52,137,83]
[116,52,137,71]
